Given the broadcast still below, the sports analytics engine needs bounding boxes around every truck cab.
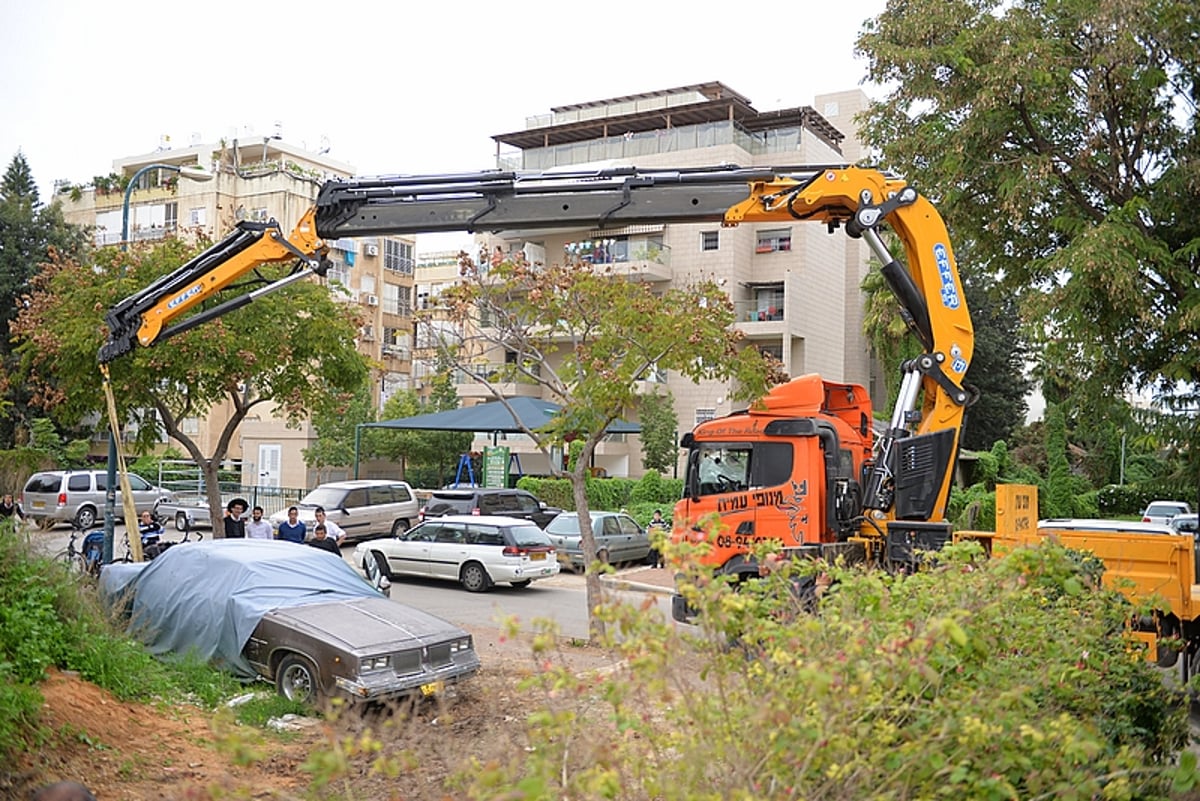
[673,374,873,580]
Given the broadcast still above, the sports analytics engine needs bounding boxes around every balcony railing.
[454,362,542,384]
[735,300,784,323]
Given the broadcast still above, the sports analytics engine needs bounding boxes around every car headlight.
[449,637,472,654]
[363,655,391,671]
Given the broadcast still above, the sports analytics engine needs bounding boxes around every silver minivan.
[269,479,419,543]
[21,469,176,529]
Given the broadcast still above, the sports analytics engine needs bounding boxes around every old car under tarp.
[99,539,479,703]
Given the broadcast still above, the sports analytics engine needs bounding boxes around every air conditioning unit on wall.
[366,294,379,306]
[365,244,379,256]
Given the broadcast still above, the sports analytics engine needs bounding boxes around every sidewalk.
[602,565,676,595]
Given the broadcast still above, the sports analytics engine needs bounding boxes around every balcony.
[454,362,543,399]
[735,300,784,323]
[567,237,671,282]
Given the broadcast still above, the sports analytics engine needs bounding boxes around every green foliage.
[26,418,88,468]
[0,152,89,449]
[461,540,1193,799]
[370,382,474,486]
[1044,405,1074,518]
[125,447,187,485]
[637,392,678,474]
[304,383,377,475]
[516,474,682,514]
[857,0,1200,480]
[1098,482,1197,517]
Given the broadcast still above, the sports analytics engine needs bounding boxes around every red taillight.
[1142,516,1151,523]
[502,545,524,557]
[58,492,67,506]
[472,507,481,516]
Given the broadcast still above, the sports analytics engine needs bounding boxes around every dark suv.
[419,489,561,529]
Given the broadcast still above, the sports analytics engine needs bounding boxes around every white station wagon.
[353,514,559,592]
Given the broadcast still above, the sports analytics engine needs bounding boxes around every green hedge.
[517,472,682,518]
[1098,482,1196,516]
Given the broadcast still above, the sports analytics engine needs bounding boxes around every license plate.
[420,681,442,697]
[530,552,545,561]
[32,501,45,509]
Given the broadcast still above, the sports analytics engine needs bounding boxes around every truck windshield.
[695,444,752,495]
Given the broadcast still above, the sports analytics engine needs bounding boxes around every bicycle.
[54,521,105,577]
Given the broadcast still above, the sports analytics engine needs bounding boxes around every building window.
[695,408,716,426]
[182,417,200,435]
[164,202,178,230]
[250,207,269,222]
[756,228,791,253]
[384,239,414,274]
[189,206,207,227]
[700,231,719,251]
[754,286,785,321]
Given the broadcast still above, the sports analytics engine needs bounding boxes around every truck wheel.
[276,654,320,705]
[175,512,189,532]
[391,519,410,538]
[460,562,491,593]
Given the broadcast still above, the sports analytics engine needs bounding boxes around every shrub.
[458,540,1195,799]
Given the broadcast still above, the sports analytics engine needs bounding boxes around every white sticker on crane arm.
[950,343,968,374]
[167,284,204,310]
[933,243,960,309]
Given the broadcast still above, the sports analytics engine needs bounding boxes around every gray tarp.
[362,396,641,434]
[99,539,379,679]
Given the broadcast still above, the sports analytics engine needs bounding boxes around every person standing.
[313,506,346,544]
[245,506,273,540]
[307,523,341,556]
[276,506,306,543]
[647,508,669,569]
[223,499,247,539]
[0,493,25,523]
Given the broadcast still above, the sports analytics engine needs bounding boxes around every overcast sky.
[1,0,886,251]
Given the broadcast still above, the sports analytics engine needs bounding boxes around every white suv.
[269,479,419,544]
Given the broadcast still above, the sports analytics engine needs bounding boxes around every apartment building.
[415,82,878,480]
[55,136,416,489]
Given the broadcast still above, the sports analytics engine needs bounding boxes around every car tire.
[175,512,188,532]
[391,519,410,538]
[276,653,321,705]
[364,550,392,579]
[75,506,97,529]
[510,580,532,589]
[459,561,491,593]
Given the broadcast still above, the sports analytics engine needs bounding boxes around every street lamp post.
[104,163,211,563]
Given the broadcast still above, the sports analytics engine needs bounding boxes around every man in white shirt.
[314,506,346,545]
[245,506,273,540]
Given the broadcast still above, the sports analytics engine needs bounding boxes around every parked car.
[1170,513,1199,537]
[269,480,419,543]
[21,469,176,529]
[353,515,559,592]
[1142,500,1192,526]
[98,539,479,705]
[419,488,562,528]
[544,511,652,572]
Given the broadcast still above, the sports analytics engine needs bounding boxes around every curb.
[600,574,674,596]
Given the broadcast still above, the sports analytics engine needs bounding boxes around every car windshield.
[508,525,552,547]
[1147,504,1187,516]
[298,488,348,509]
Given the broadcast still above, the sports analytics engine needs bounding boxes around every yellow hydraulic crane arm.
[99,209,327,363]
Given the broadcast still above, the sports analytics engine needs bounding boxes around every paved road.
[27,524,674,640]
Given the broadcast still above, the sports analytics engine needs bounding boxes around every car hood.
[264,597,466,654]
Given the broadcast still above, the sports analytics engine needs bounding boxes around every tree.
[958,271,1030,450]
[0,152,88,447]
[304,383,376,482]
[637,391,678,475]
[428,254,778,638]
[12,237,370,531]
[856,0,1200,482]
[372,378,474,488]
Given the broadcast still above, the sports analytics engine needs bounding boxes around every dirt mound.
[6,627,619,800]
